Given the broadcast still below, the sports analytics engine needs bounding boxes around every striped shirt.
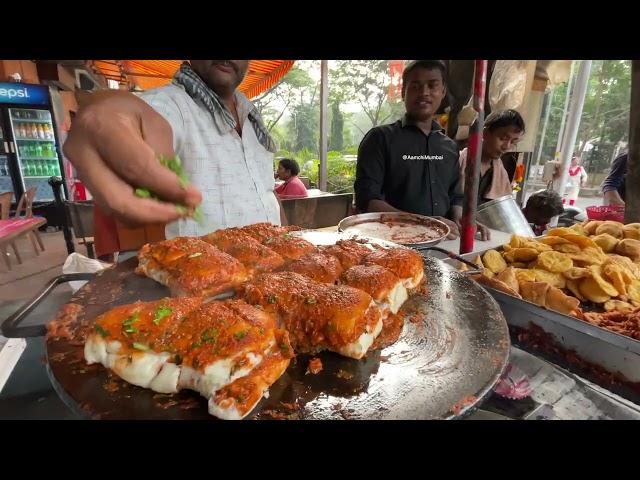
[141,85,280,239]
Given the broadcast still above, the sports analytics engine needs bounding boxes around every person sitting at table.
[275,158,308,198]
[522,189,565,236]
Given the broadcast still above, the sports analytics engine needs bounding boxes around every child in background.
[522,190,565,236]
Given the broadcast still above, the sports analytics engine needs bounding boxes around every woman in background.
[275,158,308,198]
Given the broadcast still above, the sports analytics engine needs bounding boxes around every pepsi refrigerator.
[0,81,68,208]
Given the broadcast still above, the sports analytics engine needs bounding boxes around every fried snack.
[628,280,640,304]
[591,233,620,253]
[537,251,573,273]
[615,238,640,260]
[503,247,539,263]
[509,234,530,248]
[553,243,582,254]
[566,278,586,301]
[540,236,571,247]
[473,254,484,268]
[520,281,550,307]
[483,249,507,274]
[547,227,576,237]
[471,273,521,298]
[595,221,625,239]
[579,277,612,304]
[604,300,635,313]
[607,255,640,279]
[582,308,640,340]
[623,223,640,240]
[523,241,552,253]
[570,224,587,236]
[545,286,581,316]
[583,220,603,235]
[527,259,540,269]
[496,266,520,294]
[515,269,537,284]
[602,262,630,296]
[567,247,607,266]
[511,262,527,268]
[563,267,591,281]
[589,265,620,297]
[483,269,495,279]
[563,233,599,250]
[531,268,566,289]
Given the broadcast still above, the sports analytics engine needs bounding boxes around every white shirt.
[140,84,280,239]
[568,165,587,188]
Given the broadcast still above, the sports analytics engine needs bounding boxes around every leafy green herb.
[95,324,109,338]
[133,342,149,351]
[191,341,202,350]
[305,296,317,305]
[122,312,140,334]
[122,312,140,328]
[134,188,152,198]
[267,294,277,304]
[134,155,204,225]
[153,306,172,325]
[201,328,218,344]
[234,331,247,340]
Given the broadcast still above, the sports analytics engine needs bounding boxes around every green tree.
[536,60,631,185]
[253,65,316,133]
[291,102,318,152]
[329,102,344,151]
[332,60,404,128]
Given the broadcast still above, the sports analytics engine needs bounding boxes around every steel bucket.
[476,195,534,237]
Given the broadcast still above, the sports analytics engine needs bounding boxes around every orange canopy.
[91,60,295,98]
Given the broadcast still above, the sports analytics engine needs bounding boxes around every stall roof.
[90,60,295,98]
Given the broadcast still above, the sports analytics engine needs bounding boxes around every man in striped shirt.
[64,60,285,243]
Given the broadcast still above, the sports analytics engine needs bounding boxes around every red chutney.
[288,252,344,284]
[201,229,285,274]
[242,271,379,353]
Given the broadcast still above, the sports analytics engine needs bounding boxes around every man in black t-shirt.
[355,60,490,240]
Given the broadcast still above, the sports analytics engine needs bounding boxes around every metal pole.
[554,60,576,160]
[48,176,75,255]
[552,60,592,216]
[626,60,640,223]
[555,61,576,160]
[460,60,487,255]
[533,89,554,169]
[318,60,329,191]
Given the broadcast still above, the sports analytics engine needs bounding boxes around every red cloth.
[93,204,120,258]
[275,176,308,198]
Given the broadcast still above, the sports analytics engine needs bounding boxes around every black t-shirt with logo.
[354,116,463,217]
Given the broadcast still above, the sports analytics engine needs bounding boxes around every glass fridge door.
[8,107,60,202]
[0,119,14,200]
